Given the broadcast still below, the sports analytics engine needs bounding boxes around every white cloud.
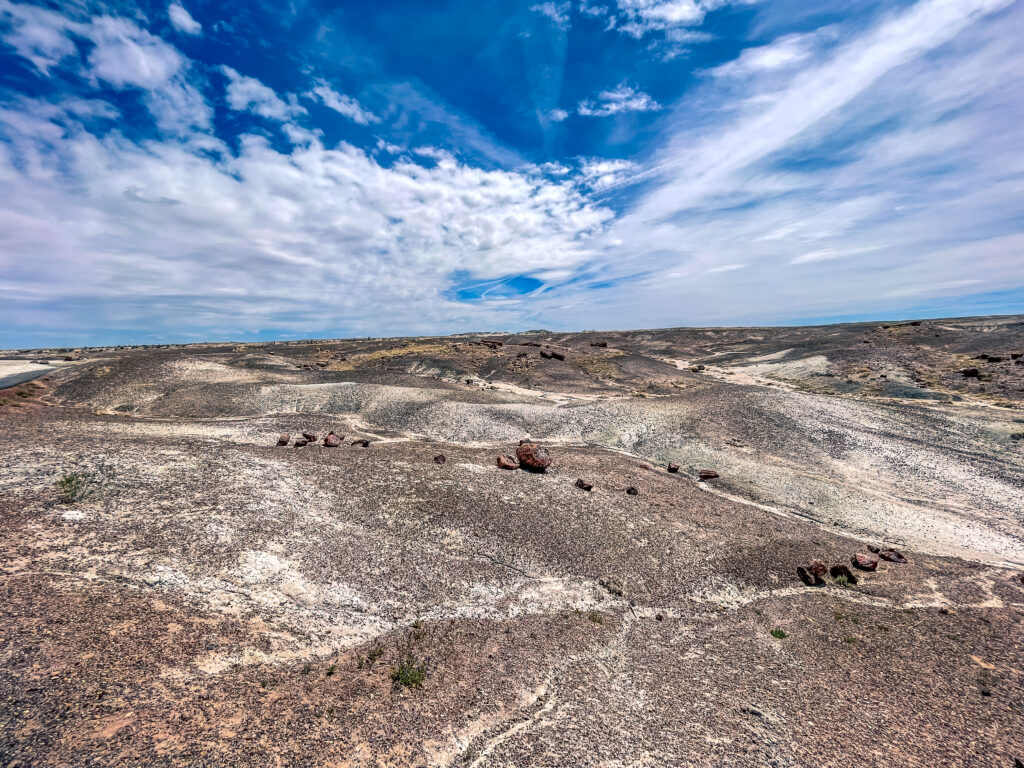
[167,3,201,36]
[0,5,209,133]
[222,66,306,121]
[548,108,570,122]
[578,83,662,116]
[613,0,732,37]
[0,102,612,338]
[531,2,572,29]
[0,0,76,73]
[579,158,639,190]
[87,16,184,89]
[709,30,827,78]
[705,263,745,273]
[307,80,379,125]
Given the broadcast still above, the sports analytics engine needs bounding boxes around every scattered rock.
[1011,433,1023,441]
[551,351,565,361]
[1011,353,1022,360]
[625,486,639,495]
[830,564,859,584]
[689,365,705,372]
[521,341,541,347]
[599,576,624,597]
[590,341,608,347]
[986,356,1004,363]
[351,439,370,448]
[496,455,518,470]
[540,351,552,360]
[698,469,720,481]
[302,432,317,442]
[516,442,551,472]
[433,454,446,464]
[852,553,878,571]
[323,432,342,447]
[867,545,881,553]
[667,463,680,473]
[294,439,308,448]
[277,433,290,446]
[879,548,907,564]
[575,478,593,491]
[797,565,825,587]
[960,368,980,378]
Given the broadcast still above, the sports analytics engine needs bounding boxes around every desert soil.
[1,316,1023,767]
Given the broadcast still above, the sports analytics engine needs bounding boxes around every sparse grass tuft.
[833,574,850,588]
[56,472,98,504]
[587,610,604,624]
[770,628,788,640]
[325,664,337,677]
[390,655,427,688]
[843,636,858,645]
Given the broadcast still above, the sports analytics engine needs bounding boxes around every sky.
[0,0,1022,347]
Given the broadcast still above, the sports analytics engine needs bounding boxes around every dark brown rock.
[277,433,289,446]
[830,564,859,584]
[351,439,370,447]
[575,478,593,491]
[808,559,828,578]
[433,454,446,464]
[698,469,719,481]
[516,442,551,472]
[852,553,879,571]
[879,548,907,563]
[302,432,317,442]
[496,455,518,470]
[294,439,308,448]
[590,341,608,347]
[667,463,680,473]
[960,368,980,378]
[625,486,639,495]
[551,351,565,361]
[867,544,881,553]
[323,432,342,447]
[540,350,552,359]
[521,341,541,347]
[797,566,825,587]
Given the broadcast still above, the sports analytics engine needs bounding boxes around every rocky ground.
[1,316,1023,767]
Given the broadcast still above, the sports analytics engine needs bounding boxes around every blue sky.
[0,0,1022,347]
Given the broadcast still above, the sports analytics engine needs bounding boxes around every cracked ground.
[2,317,1023,767]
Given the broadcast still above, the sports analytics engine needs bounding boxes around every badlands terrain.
[1,316,1023,767]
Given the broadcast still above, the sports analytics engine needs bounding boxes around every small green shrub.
[770,629,788,640]
[390,656,427,688]
[56,472,97,504]
[843,636,857,645]
[834,575,850,588]
[587,610,604,624]
[325,664,337,677]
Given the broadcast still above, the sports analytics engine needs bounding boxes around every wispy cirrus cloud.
[578,83,662,116]
[306,80,378,125]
